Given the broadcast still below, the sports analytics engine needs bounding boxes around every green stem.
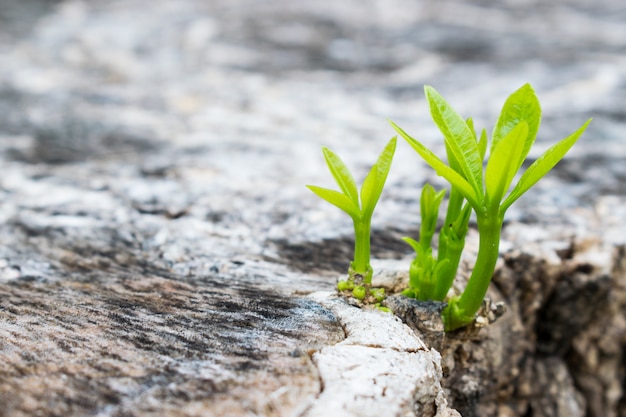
[435,190,469,301]
[443,213,502,331]
[352,220,372,284]
[443,188,464,227]
[437,188,463,264]
[433,236,463,300]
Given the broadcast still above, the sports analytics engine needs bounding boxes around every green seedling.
[401,184,447,300]
[307,137,397,301]
[402,183,472,302]
[392,84,590,331]
[402,119,483,303]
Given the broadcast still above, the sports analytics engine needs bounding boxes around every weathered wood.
[0,0,625,416]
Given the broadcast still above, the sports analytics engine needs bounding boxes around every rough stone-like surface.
[0,0,625,416]
[388,200,626,417]
[305,293,459,417]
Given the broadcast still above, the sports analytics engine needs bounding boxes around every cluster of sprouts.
[308,84,590,331]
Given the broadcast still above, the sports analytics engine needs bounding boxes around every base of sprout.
[441,297,506,332]
[375,303,392,313]
[337,276,388,307]
[348,263,373,285]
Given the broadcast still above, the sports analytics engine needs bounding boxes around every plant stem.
[444,213,502,330]
[435,190,468,301]
[433,235,463,300]
[352,220,372,283]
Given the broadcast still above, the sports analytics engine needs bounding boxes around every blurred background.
[0,3,625,416]
[0,0,624,226]
[0,0,626,150]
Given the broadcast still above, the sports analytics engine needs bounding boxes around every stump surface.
[0,1,625,416]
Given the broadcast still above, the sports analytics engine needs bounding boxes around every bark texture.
[385,203,626,417]
[1,0,625,416]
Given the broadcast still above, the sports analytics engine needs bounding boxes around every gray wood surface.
[0,1,625,416]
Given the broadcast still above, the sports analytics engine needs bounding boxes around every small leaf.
[485,121,528,207]
[425,86,483,199]
[360,164,380,219]
[337,280,354,291]
[444,140,463,174]
[352,286,366,299]
[466,118,476,139]
[466,118,488,161]
[371,288,386,302]
[478,128,488,160]
[402,236,422,255]
[492,83,541,171]
[420,184,446,222]
[322,147,360,208]
[391,121,480,209]
[433,258,451,284]
[306,185,360,220]
[360,137,397,217]
[420,184,446,248]
[501,119,591,213]
[450,202,472,241]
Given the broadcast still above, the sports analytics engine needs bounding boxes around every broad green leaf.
[306,185,360,220]
[322,147,360,208]
[425,86,483,198]
[485,121,528,207]
[492,83,541,172]
[444,141,463,174]
[360,137,397,218]
[501,119,591,213]
[391,121,480,209]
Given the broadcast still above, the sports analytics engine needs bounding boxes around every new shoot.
[402,183,472,302]
[307,137,397,305]
[392,84,590,331]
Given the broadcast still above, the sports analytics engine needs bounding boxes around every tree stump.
[0,1,624,416]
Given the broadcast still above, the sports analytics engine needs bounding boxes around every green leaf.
[420,184,446,248]
[492,83,541,172]
[450,202,472,241]
[467,118,488,156]
[402,236,422,254]
[478,128,488,160]
[391,121,480,209]
[466,118,476,139]
[421,184,446,219]
[360,164,380,219]
[322,147,360,208]
[485,121,528,207]
[360,137,397,218]
[306,185,360,220]
[425,86,483,198]
[501,119,591,213]
[444,141,463,174]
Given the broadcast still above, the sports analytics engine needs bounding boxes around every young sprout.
[307,137,397,302]
[392,84,591,331]
[402,119,483,303]
[402,183,473,301]
[401,184,448,300]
